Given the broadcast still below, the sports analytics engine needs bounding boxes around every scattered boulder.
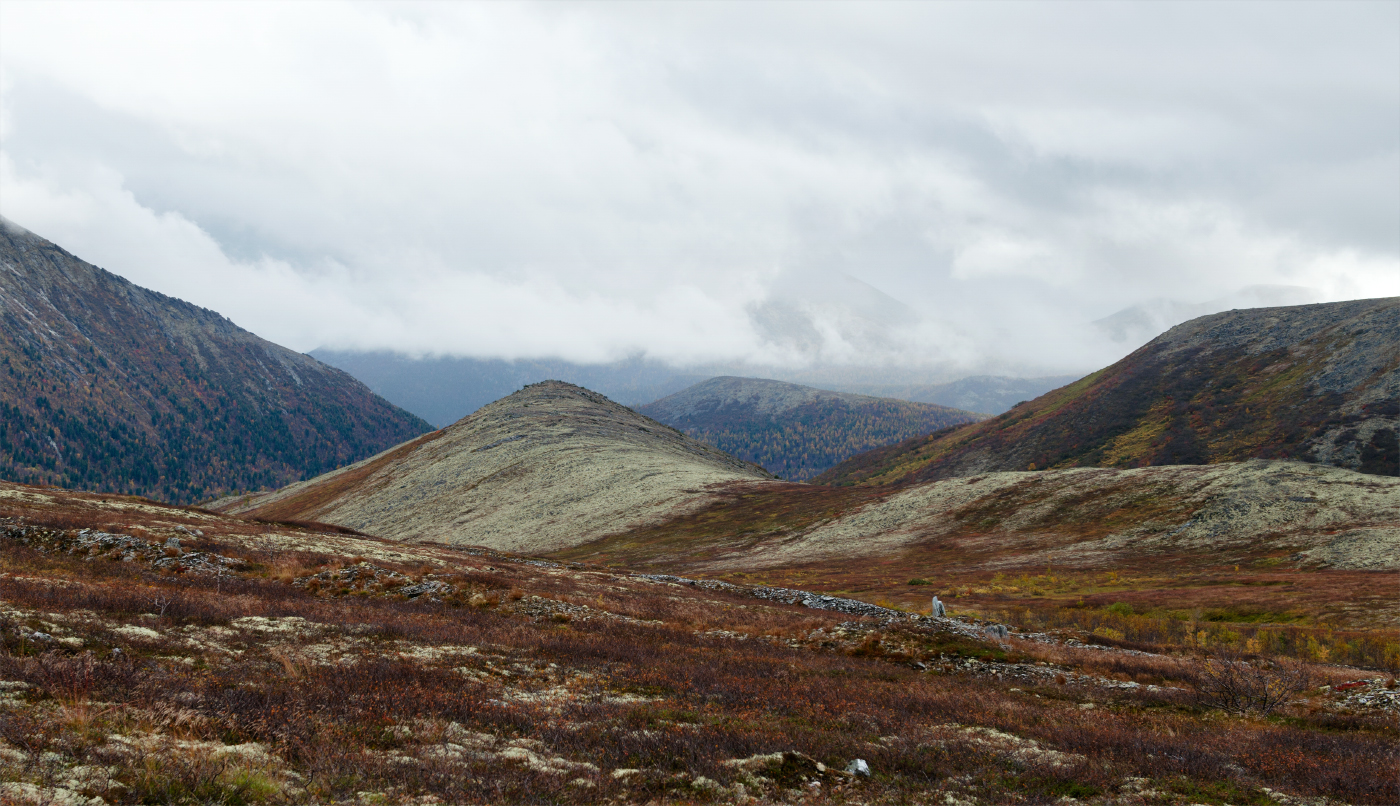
[400,580,452,599]
[931,596,946,618]
[846,758,871,777]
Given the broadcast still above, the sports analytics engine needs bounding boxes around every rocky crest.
[0,217,430,503]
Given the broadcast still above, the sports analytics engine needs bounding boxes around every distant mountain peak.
[638,376,984,481]
[646,376,875,417]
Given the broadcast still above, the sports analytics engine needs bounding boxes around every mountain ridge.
[0,217,430,503]
[814,297,1399,486]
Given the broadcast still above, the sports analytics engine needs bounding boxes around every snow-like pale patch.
[0,486,217,522]
[385,720,600,776]
[231,616,316,634]
[934,725,1086,769]
[0,681,32,708]
[111,625,162,641]
[0,782,105,806]
[0,488,52,506]
[394,644,479,662]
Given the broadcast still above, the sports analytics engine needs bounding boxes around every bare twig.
[1192,648,1314,715]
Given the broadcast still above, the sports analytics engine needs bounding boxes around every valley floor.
[0,481,1396,805]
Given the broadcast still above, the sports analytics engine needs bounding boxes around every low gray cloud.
[2,1,1395,377]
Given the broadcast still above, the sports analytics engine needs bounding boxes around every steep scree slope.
[216,381,776,553]
[0,217,430,503]
[815,298,1400,485]
[637,376,984,480]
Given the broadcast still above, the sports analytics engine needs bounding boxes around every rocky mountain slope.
[637,377,984,480]
[815,298,1399,486]
[0,217,430,503]
[214,381,775,553]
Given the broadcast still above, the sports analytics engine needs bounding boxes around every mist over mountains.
[2,6,1398,802]
[4,218,1399,806]
[1094,285,1322,346]
[312,281,1310,430]
[311,347,1088,427]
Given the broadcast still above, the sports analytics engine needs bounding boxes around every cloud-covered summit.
[1,2,1395,376]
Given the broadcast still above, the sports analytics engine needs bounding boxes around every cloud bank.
[2,1,1396,375]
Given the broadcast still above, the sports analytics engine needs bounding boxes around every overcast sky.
[2,1,1397,375]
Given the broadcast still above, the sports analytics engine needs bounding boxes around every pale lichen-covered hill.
[216,381,776,553]
[560,459,1400,578]
[742,461,1400,573]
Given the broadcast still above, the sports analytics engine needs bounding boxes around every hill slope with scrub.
[637,376,983,480]
[0,218,430,504]
[815,298,1400,486]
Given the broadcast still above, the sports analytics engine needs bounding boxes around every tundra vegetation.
[1,481,1396,805]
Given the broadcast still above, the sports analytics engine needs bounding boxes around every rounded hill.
[815,297,1399,486]
[637,376,985,481]
[217,381,775,553]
